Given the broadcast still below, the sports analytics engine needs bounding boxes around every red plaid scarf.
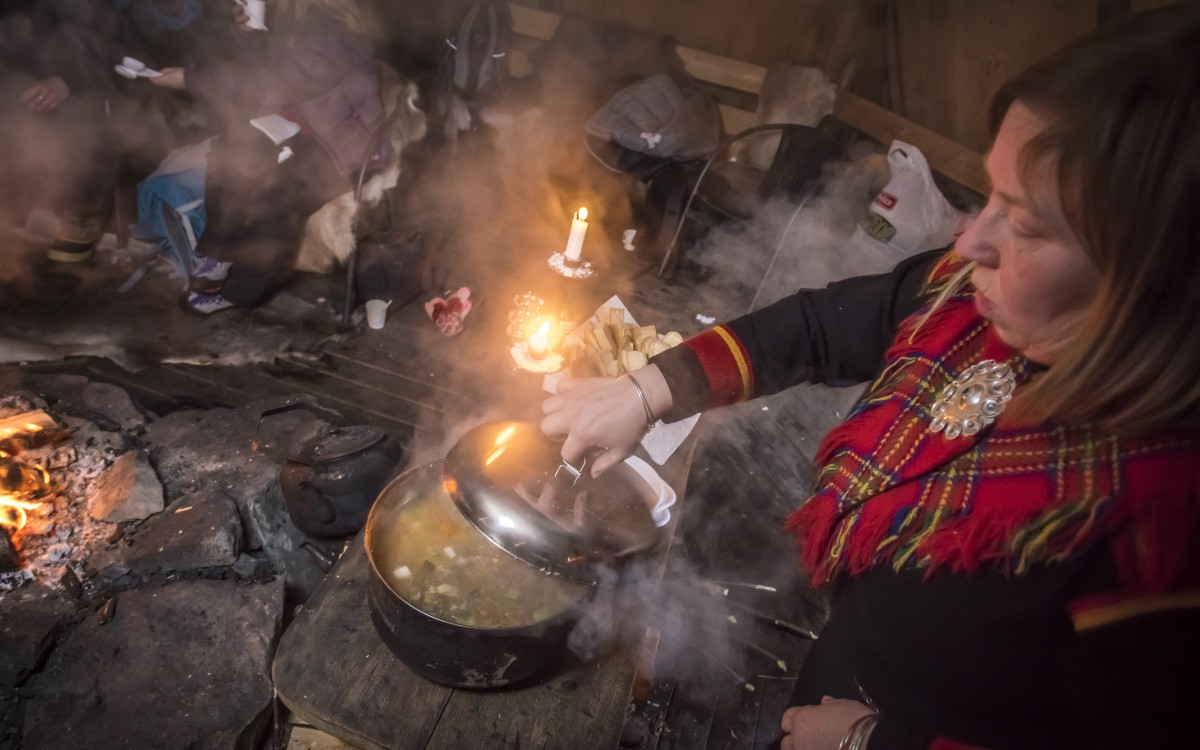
[786,287,1200,591]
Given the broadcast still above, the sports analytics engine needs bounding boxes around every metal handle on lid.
[554,456,588,486]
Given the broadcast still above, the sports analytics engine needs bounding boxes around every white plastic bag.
[857,140,965,255]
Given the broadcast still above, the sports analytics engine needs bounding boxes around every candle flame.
[577,207,588,221]
[528,320,552,355]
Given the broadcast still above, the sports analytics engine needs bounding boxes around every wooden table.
[272,439,695,750]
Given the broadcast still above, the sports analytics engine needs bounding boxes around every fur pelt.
[294,63,428,274]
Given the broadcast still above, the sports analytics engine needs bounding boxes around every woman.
[152,0,390,314]
[542,5,1200,748]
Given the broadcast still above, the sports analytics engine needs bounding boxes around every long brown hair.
[269,0,367,37]
[962,4,1200,435]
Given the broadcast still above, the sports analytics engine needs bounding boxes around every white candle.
[564,207,589,262]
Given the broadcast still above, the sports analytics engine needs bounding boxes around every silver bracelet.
[838,712,880,750]
[625,373,657,432]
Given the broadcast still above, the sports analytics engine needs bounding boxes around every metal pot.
[364,420,662,688]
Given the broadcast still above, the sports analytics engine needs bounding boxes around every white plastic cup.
[244,0,266,28]
[365,299,391,330]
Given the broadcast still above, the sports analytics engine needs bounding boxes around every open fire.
[0,415,54,569]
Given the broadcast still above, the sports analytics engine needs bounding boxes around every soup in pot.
[374,468,589,629]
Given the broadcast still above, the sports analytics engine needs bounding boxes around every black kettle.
[253,396,406,538]
[278,424,405,537]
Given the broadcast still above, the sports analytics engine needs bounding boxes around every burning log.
[0,409,65,456]
[1,526,19,572]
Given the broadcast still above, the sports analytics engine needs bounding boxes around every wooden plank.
[510,2,560,41]
[424,654,636,750]
[676,47,766,97]
[833,90,989,194]
[286,725,355,750]
[272,531,455,750]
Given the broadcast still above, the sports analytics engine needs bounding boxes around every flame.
[528,319,552,356]
[577,207,588,222]
[0,495,41,532]
[0,454,51,533]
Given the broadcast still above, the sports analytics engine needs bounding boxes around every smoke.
[684,149,902,315]
[564,554,826,692]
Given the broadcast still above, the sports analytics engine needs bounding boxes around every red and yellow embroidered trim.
[684,325,754,407]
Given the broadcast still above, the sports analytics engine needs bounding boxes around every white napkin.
[543,294,698,465]
[249,114,301,145]
[624,455,676,526]
[114,56,160,79]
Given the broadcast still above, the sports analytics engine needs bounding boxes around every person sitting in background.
[0,0,172,263]
[152,0,391,314]
[542,5,1199,748]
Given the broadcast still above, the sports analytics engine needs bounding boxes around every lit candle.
[564,207,589,262]
[527,320,552,359]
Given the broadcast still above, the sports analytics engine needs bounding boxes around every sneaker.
[190,256,232,294]
[182,291,235,315]
[47,213,102,263]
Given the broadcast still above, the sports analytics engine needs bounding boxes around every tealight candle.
[527,320,552,359]
[564,207,589,262]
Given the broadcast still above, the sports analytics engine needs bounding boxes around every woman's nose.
[954,209,999,268]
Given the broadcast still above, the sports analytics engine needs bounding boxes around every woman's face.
[955,102,1102,365]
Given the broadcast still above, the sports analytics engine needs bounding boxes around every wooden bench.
[506,3,989,198]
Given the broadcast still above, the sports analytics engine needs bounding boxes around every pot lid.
[295,425,387,465]
[443,420,661,585]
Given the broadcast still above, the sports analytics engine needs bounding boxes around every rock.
[231,553,262,579]
[120,493,241,574]
[87,449,165,523]
[60,415,130,461]
[22,375,145,432]
[22,578,284,750]
[0,585,74,688]
[141,404,335,601]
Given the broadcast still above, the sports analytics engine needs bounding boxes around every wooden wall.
[509,0,1183,152]
[380,0,1185,153]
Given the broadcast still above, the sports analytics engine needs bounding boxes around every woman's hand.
[19,77,69,113]
[149,68,187,90]
[780,697,874,750]
[542,369,667,475]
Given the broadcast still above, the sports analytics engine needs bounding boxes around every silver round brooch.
[929,360,1016,439]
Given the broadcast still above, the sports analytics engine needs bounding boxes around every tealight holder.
[507,292,544,342]
[547,253,595,279]
[508,294,566,373]
[509,341,565,374]
[510,316,565,373]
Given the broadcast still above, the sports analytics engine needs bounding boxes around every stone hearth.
[0,374,389,749]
